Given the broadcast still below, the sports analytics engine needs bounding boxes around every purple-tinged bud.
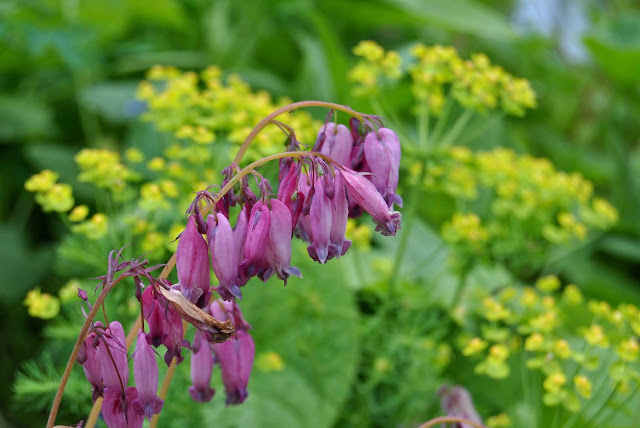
[132,331,163,420]
[79,328,103,401]
[363,128,401,208]
[78,288,88,301]
[340,169,402,236]
[207,213,241,301]
[307,176,332,263]
[99,321,128,391]
[316,123,353,166]
[213,330,255,406]
[176,215,211,308]
[241,202,270,282]
[329,172,351,259]
[438,385,483,428]
[102,386,143,428]
[141,287,167,348]
[188,331,216,403]
[263,199,301,284]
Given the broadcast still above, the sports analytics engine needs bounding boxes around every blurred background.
[1,0,640,427]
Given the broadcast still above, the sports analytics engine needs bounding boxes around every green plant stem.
[233,101,364,164]
[430,96,453,144]
[417,416,487,428]
[438,109,473,146]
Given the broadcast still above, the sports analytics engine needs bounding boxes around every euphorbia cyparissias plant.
[55,102,402,428]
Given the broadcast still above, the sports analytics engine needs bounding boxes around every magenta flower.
[263,199,301,284]
[78,328,103,401]
[307,175,333,263]
[176,214,211,308]
[99,321,129,391]
[340,168,402,236]
[209,299,251,332]
[438,385,483,428]
[132,331,163,420]
[188,331,216,403]
[141,287,167,348]
[207,213,241,301]
[161,292,187,366]
[102,387,144,428]
[316,123,353,167]
[363,128,401,208]
[241,202,270,282]
[213,330,255,406]
[329,172,351,259]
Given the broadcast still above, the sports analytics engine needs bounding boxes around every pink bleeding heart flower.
[207,213,241,302]
[233,208,250,288]
[99,321,129,391]
[132,331,163,420]
[339,168,402,236]
[363,128,402,208]
[102,386,144,428]
[316,123,353,167]
[329,172,351,259]
[141,287,167,348]
[263,199,301,284]
[77,325,103,401]
[176,215,211,308]
[241,202,270,282]
[188,331,216,403]
[307,175,332,263]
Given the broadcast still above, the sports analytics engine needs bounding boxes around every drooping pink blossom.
[176,214,211,308]
[132,331,163,420]
[99,321,129,391]
[102,387,144,428]
[188,331,215,403]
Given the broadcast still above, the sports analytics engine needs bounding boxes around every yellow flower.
[147,157,166,171]
[562,284,583,305]
[524,333,545,352]
[35,183,74,213]
[543,371,566,393]
[553,340,571,359]
[24,288,60,319]
[125,147,144,163]
[574,375,592,399]
[353,40,385,62]
[462,337,487,356]
[482,297,512,322]
[617,338,639,362]
[487,413,512,428]
[68,205,89,222]
[256,351,285,372]
[535,275,561,293]
[72,213,108,240]
[25,170,58,192]
[583,324,609,348]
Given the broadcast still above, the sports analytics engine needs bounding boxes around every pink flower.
[263,199,302,284]
[213,330,255,406]
[316,123,353,167]
[176,215,211,308]
[132,331,163,420]
[207,213,241,301]
[438,385,483,428]
[241,202,270,283]
[102,387,143,428]
[78,327,103,401]
[329,172,351,259]
[188,331,216,403]
[99,321,129,391]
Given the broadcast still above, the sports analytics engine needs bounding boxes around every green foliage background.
[2,0,640,427]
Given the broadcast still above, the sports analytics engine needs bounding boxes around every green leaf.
[0,95,56,141]
[200,244,360,428]
[584,13,640,85]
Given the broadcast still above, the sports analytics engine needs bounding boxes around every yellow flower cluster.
[430,146,617,269]
[72,213,109,240]
[25,170,74,213]
[459,277,640,415]
[137,65,321,161]
[24,288,60,319]
[349,41,535,116]
[349,41,403,96]
[75,149,133,191]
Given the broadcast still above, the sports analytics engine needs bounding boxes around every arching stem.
[417,416,487,428]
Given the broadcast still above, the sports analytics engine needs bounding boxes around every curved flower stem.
[233,101,364,164]
[46,277,124,428]
[417,416,487,428]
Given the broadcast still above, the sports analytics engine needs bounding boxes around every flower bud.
[329,172,351,259]
[188,331,216,403]
[141,287,167,348]
[132,331,163,420]
[176,215,211,308]
[241,202,270,282]
[79,328,103,401]
[316,123,353,167]
[307,175,332,263]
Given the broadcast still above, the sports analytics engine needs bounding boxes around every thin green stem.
[233,101,363,165]
[438,109,473,147]
[430,96,453,144]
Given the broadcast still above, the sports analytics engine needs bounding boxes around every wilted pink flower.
[438,385,483,428]
[176,215,211,308]
[99,321,128,391]
[141,286,187,367]
[207,213,241,301]
[188,331,215,403]
[316,123,353,167]
[340,168,401,236]
[263,199,301,284]
[132,331,163,420]
[102,387,143,428]
[363,128,401,208]
[209,299,251,332]
[78,327,103,401]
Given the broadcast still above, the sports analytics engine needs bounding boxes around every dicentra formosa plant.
[47,101,409,428]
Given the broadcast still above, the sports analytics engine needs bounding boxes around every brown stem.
[233,100,363,164]
[417,416,487,428]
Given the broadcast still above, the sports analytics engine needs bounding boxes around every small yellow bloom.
[617,338,639,362]
[25,170,58,192]
[256,351,285,372]
[543,371,566,393]
[562,284,583,305]
[524,333,545,352]
[68,205,89,222]
[462,337,487,356]
[583,324,609,348]
[536,275,561,293]
[147,157,166,171]
[125,147,144,163]
[553,340,571,359]
[24,288,60,319]
[35,183,74,213]
[574,375,592,399]
[487,413,512,428]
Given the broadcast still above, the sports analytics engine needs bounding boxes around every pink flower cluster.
[76,116,402,427]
